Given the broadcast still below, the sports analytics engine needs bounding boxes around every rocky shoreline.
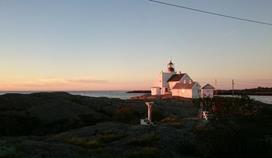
[0,92,271,157]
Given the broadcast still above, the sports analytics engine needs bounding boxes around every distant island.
[128,87,272,96]
[217,87,272,96]
[127,90,151,93]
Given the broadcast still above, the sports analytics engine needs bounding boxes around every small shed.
[201,84,215,98]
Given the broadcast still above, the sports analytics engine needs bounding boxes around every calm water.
[0,91,145,100]
[69,91,145,100]
[218,95,272,105]
[0,91,271,104]
[249,95,272,104]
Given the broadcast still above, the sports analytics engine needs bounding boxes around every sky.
[0,0,272,91]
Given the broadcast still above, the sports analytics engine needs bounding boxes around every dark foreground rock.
[0,92,199,136]
[1,121,197,158]
[0,92,272,158]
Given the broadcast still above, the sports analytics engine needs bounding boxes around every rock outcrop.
[0,92,271,158]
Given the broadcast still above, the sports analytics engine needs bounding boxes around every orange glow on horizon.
[0,78,271,91]
[0,79,151,91]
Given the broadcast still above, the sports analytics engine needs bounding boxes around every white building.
[171,82,201,98]
[201,84,215,98]
[151,61,201,98]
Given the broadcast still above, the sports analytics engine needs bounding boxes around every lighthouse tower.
[151,60,177,95]
[167,60,175,73]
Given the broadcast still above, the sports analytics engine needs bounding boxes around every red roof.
[167,74,186,82]
[172,82,196,89]
[202,84,215,89]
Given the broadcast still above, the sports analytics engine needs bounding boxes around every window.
[183,80,186,84]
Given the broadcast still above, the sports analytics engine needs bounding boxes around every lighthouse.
[151,61,176,96]
[151,60,203,98]
[167,60,175,73]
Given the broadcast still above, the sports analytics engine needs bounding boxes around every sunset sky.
[0,0,272,91]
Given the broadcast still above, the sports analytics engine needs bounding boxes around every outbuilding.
[201,84,215,98]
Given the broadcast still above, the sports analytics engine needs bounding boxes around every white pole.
[145,102,154,122]
[232,79,235,96]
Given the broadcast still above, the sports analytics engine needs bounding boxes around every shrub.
[151,108,164,122]
[113,106,140,124]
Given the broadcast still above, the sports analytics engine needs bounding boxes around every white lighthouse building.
[151,61,176,95]
[151,61,201,98]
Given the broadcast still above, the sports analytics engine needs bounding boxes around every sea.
[0,91,145,100]
[221,95,272,105]
[0,91,271,104]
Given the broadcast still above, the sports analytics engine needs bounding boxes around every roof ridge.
[167,73,186,82]
[172,82,196,89]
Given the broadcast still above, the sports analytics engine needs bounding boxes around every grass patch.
[113,106,140,124]
[128,134,159,146]
[62,133,124,149]
[160,116,183,128]
[97,133,124,143]
[0,146,17,157]
[126,147,160,158]
[63,137,104,149]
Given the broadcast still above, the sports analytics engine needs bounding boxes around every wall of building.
[168,81,179,89]
[151,87,161,95]
[161,72,175,88]
[152,72,171,88]
[152,73,163,88]
[202,89,214,98]
[180,74,193,84]
[171,89,180,97]
[192,84,201,98]
[168,74,193,90]
[172,89,193,98]
[151,71,175,95]
[171,83,201,98]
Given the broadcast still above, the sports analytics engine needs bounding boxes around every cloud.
[67,79,109,84]
[0,77,111,91]
[35,78,109,84]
